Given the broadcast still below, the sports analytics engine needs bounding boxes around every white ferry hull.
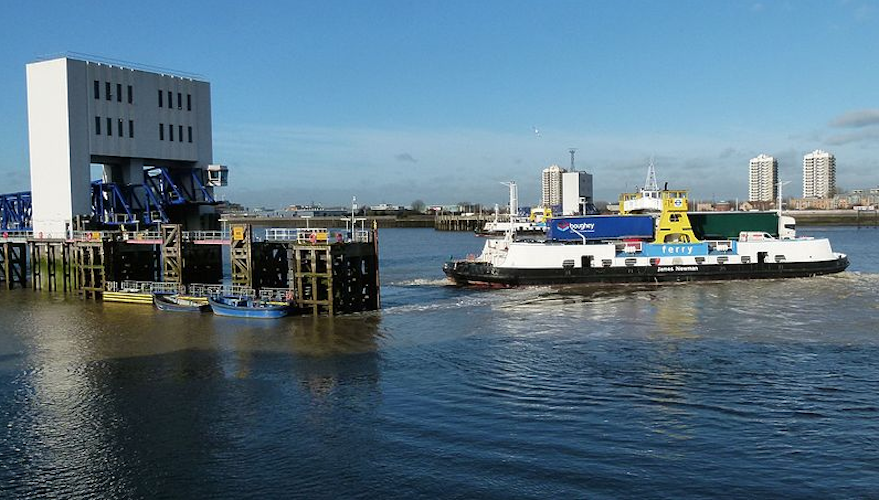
[444,256,849,286]
[443,238,849,287]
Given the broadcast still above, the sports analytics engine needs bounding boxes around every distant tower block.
[541,164,566,208]
[802,149,836,199]
[562,170,594,216]
[26,56,215,237]
[748,154,778,202]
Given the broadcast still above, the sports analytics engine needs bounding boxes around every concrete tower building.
[802,150,836,198]
[748,154,778,202]
[561,171,594,215]
[26,56,215,237]
[541,164,566,208]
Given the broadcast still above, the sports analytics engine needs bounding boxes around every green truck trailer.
[688,211,782,240]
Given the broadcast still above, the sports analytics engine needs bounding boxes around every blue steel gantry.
[0,191,32,231]
[91,166,217,227]
[2,166,217,231]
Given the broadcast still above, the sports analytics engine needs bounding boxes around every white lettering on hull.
[656,266,699,272]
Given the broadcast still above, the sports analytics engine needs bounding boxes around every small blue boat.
[208,296,290,319]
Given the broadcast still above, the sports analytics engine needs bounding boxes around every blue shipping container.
[548,215,655,241]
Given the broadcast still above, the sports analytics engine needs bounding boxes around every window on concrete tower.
[167,91,172,109]
[179,125,183,142]
[128,85,133,104]
[159,123,164,140]
[94,81,100,99]
[169,124,174,141]
[95,116,101,135]
[129,120,134,138]
[177,92,182,109]
[158,89,163,107]
[106,82,111,101]
[187,94,191,111]
[188,126,192,142]
[118,119,123,137]
[106,117,112,136]
[116,84,122,102]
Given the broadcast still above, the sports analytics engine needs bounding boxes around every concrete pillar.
[27,59,91,238]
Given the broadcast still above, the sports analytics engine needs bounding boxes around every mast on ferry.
[645,156,659,192]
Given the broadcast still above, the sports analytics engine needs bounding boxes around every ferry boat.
[477,217,545,237]
[443,188,849,287]
[477,181,549,237]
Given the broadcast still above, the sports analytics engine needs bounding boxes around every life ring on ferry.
[284,290,294,301]
[86,232,92,240]
[309,232,317,244]
[38,232,43,239]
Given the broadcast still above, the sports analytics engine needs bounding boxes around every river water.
[1,227,877,498]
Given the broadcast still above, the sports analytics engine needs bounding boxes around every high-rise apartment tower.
[802,150,836,198]
[748,154,778,202]
[541,164,566,208]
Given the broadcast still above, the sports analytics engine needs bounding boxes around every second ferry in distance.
[443,187,849,287]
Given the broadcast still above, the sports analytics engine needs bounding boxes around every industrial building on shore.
[540,162,594,216]
[26,56,224,237]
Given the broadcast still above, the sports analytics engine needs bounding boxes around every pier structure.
[0,224,380,315]
[1,234,28,289]
[0,55,379,315]
[229,226,380,315]
[435,213,493,231]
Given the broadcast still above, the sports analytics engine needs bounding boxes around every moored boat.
[477,219,546,238]
[153,294,210,312]
[444,188,849,287]
[208,295,290,319]
[476,181,548,238]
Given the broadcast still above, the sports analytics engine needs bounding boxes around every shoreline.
[222,211,879,229]
[782,210,879,227]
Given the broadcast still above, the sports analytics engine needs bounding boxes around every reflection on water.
[652,287,699,339]
[0,292,385,498]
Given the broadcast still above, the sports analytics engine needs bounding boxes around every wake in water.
[381,281,554,316]
[832,270,879,286]
[387,278,451,287]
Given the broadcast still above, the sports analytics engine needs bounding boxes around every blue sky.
[1,0,878,208]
